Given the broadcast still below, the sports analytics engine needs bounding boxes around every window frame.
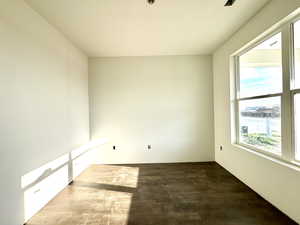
[293,92,300,161]
[233,14,300,165]
[234,30,284,158]
[291,17,300,162]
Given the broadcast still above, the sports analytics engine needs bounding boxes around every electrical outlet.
[148,145,151,150]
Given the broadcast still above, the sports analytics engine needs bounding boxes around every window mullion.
[281,24,294,161]
[234,56,240,145]
[239,93,282,101]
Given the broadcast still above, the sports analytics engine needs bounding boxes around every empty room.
[1,0,300,224]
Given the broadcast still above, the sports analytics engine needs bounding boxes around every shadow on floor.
[26,162,297,225]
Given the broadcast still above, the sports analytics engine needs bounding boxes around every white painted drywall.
[0,1,89,224]
[89,56,214,164]
[213,0,300,223]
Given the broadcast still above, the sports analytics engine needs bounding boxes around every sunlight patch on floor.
[22,139,107,223]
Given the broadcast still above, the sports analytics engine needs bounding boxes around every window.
[294,20,300,89]
[239,33,282,98]
[293,20,300,161]
[295,94,300,160]
[236,33,282,154]
[234,15,300,164]
[239,97,281,153]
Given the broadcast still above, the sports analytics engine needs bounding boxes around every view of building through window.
[238,33,282,153]
[239,97,281,153]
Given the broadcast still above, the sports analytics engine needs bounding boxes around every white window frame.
[233,13,300,165]
[291,17,300,162]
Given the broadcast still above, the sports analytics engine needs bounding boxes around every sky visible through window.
[239,33,282,98]
[238,33,282,153]
[240,66,282,98]
[237,21,300,158]
[239,66,282,153]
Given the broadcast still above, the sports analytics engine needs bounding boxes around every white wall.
[213,0,300,223]
[89,56,214,164]
[0,1,89,224]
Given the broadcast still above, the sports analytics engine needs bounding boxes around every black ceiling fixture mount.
[224,0,236,7]
[148,0,155,5]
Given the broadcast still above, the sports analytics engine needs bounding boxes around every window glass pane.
[295,94,300,160]
[239,33,282,98]
[239,97,281,153]
[294,20,300,89]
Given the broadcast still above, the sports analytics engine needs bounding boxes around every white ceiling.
[26,0,270,57]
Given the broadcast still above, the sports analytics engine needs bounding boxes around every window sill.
[232,143,300,172]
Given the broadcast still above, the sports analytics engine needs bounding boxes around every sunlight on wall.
[71,138,108,160]
[21,139,108,223]
[72,150,93,179]
[21,154,68,190]
[23,165,69,222]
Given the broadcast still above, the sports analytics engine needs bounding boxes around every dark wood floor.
[27,162,297,225]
